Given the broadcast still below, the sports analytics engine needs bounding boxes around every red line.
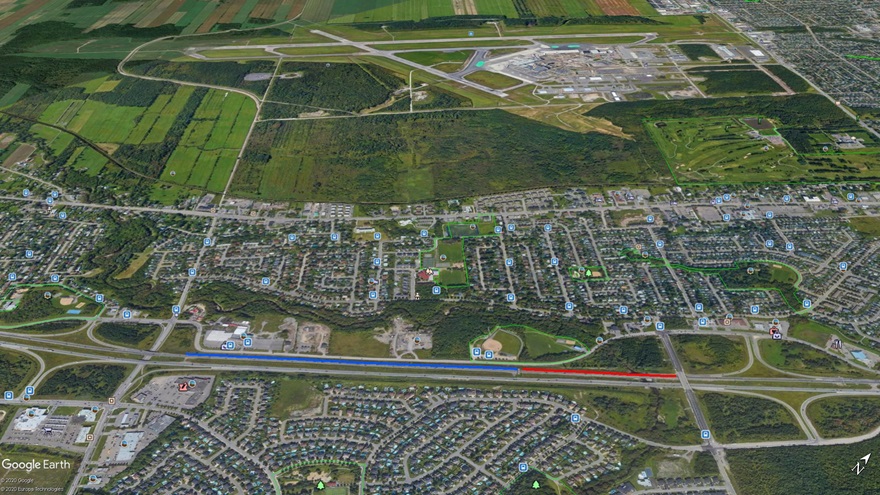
[521,367,678,379]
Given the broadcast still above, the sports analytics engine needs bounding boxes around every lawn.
[445,219,498,237]
[436,239,465,263]
[396,50,474,67]
[759,340,872,378]
[463,70,522,90]
[522,330,575,359]
[201,48,273,58]
[435,268,468,286]
[328,330,389,357]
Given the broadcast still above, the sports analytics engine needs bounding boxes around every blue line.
[186,352,519,372]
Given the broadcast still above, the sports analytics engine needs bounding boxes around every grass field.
[677,43,719,61]
[463,70,522,90]
[115,249,154,279]
[201,48,274,58]
[159,326,198,354]
[396,50,474,67]
[161,89,254,190]
[671,335,748,374]
[849,216,880,237]
[490,328,523,356]
[786,317,865,351]
[328,330,390,357]
[759,340,872,378]
[33,79,254,200]
[298,0,645,23]
[268,378,321,417]
[522,330,573,358]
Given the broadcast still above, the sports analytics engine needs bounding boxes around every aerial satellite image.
[0,0,878,493]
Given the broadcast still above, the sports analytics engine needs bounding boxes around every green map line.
[0,283,106,329]
[467,324,590,366]
[418,216,499,289]
[846,54,880,61]
[271,460,367,495]
[621,249,812,314]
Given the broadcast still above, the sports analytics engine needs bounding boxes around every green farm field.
[328,330,390,357]
[29,76,256,200]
